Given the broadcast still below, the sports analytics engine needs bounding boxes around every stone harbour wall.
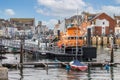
[0,67,8,80]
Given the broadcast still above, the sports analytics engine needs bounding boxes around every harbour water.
[8,66,120,80]
[1,46,120,80]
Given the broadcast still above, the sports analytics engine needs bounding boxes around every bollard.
[104,64,110,73]
[0,67,8,80]
[66,64,70,73]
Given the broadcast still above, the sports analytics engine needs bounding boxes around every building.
[54,12,118,37]
[114,16,120,37]
[54,23,60,36]
[0,19,12,37]
[82,12,116,36]
[54,15,82,36]
[36,21,48,36]
[10,18,35,30]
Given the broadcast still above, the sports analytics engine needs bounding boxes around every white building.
[114,16,120,37]
[54,20,66,36]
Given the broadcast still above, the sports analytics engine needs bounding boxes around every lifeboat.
[57,24,85,53]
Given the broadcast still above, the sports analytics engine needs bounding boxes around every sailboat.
[69,59,88,71]
[69,30,88,71]
[69,10,88,71]
[69,33,88,71]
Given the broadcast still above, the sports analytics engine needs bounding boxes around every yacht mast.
[76,9,79,60]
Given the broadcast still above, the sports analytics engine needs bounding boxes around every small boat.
[69,59,88,71]
[0,56,7,59]
[104,47,111,51]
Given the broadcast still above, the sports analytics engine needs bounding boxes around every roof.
[10,18,35,22]
[89,12,115,21]
[89,13,102,21]
[114,16,120,20]
[67,15,82,20]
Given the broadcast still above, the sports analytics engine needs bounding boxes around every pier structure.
[0,39,97,61]
[1,61,120,69]
[0,39,118,62]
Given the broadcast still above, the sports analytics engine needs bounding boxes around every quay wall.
[0,67,8,80]
[83,36,120,46]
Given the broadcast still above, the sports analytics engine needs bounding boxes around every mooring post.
[110,47,114,63]
[19,34,25,79]
[101,36,103,46]
[46,63,48,74]
[110,37,114,63]
[20,38,23,66]
[87,28,91,47]
[87,64,91,79]
[110,65,114,80]
[96,36,98,46]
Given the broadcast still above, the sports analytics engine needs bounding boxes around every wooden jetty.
[2,62,69,68]
[2,62,120,69]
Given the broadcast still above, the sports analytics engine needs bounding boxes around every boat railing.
[47,45,67,54]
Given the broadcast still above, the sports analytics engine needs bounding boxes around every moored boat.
[57,24,85,54]
[69,60,88,71]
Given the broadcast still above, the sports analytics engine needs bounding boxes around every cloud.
[36,0,120,18]
[42,19,58,29]
[101,6,120,16]
[35,0,120,29]
[35,8,50,16]
[4,9,15,16]
[84,6,97,14]
[82,5,120,16]
[115,0,120,4]
[36,0,86,17]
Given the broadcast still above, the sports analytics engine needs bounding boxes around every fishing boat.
[69,59,88,71]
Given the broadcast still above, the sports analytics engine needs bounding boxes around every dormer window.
[103,22,105,25]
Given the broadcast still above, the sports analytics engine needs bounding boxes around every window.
[68,37,71,39]
[71,37,74,39]
[103,22,105,25]
[79,37,82,39]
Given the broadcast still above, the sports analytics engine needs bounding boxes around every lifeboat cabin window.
[67,37,82,40]
[68,37,71,40]
[79,37,82,39]
[71,37,74,39]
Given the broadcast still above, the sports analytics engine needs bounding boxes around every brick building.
[85,13,116,36]
[54,12,117,37]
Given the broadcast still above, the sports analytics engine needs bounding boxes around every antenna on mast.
[77,8,79,26]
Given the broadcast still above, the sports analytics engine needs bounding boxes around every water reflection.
[20,65,23,80]
[12,65,118,80]
[5,46,120,80]
[87,64,91,80]
[110,66,114,80]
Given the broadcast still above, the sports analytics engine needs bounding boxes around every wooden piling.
[110,48,114,63]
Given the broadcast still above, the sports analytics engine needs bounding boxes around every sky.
[0,0,120,29]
